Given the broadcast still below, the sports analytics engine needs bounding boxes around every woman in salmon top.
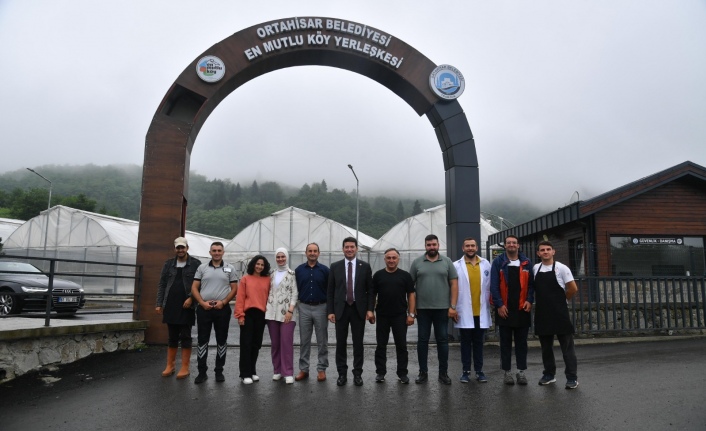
[234,255,271,384]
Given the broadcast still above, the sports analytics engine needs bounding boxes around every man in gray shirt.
[409,234,458,385]
[191,242,238,384]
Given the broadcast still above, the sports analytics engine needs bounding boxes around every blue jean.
[416,309,449,373]
[459,316,486,373]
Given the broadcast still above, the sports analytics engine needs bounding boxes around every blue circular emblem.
[429,64,465,100]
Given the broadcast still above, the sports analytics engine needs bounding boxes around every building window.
[610,236,705,276]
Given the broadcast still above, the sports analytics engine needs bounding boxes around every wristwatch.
[450,305,456,310]
[408,313,416,318]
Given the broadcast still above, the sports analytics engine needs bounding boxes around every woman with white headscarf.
[265,247,299,384]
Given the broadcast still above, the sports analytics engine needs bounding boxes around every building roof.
[488,161,706,245]
[579,161,706,216]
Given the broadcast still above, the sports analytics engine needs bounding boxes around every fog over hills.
[0,164,550,238]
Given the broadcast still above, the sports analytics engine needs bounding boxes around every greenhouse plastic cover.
[225,206,377,268]
[0,217,24,244]
[2,206,227,293]
[368,204,498,271]
[3,206,225,259]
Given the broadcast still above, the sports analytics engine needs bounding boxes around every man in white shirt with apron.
[533,240,579,389]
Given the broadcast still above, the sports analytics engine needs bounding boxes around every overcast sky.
[1,1,704,209]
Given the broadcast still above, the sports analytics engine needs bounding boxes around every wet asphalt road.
[2,337,705,431]
[43,302,419,345]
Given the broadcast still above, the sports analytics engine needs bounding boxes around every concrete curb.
[0,319,149,341]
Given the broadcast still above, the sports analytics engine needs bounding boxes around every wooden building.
[487,161,706,277]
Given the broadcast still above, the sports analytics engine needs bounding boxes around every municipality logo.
[429,64,465,100]
[196,56,225,83]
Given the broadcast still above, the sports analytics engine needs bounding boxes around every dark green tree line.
[0,164,549,240]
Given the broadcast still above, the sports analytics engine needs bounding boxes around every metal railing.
[569,276,706,335]
[0,254,142,326]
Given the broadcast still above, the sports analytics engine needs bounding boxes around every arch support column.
[427,101,480,261]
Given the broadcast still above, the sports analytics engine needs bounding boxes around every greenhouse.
[3,204,500,293]
[224,206,377,269]
[2,206,226,294]
[0,217,24,245]
[369,204,499,271]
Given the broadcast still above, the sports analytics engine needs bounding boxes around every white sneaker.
[242,377,253,385]
[252,375,260,382]
[272,374,282,381]
[285,376,294,384]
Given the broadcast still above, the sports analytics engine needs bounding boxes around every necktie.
[347,261,353,305]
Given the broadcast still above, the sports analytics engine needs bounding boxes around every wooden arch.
[137,17,480,342]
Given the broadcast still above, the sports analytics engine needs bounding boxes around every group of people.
[155,233,579,389]
[156,239,299,384]
[489,235,579,389]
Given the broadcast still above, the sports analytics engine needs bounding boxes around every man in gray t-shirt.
[191,242,238,384]
[408,234,458,385]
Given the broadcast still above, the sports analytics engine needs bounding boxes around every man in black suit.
[327,236,375,386]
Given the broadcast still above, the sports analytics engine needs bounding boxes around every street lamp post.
[26,168,52,210]
[26,168,53,256]
[347,164,359,244]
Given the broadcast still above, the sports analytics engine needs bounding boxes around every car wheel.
[0,288,22,315]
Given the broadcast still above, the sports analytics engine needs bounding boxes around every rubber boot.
[161,347,177,377]
[176,347,192,379]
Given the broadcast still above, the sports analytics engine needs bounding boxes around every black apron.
[533,262,574,335]
[497,266,531,328]
[163,267,196,326]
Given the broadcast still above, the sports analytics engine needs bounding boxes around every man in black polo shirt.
[372,248,416,384]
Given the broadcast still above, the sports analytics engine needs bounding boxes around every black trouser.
[167,323,192,348]
[335,302,365,377]
[196,305,231,373]
[374,313,408,377]
[239,308,266,378]
[499,325,529,371]
[539,333,578,380]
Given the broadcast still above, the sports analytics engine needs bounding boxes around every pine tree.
[412,200,422,216]
[396,201,404,220]
[250,181,261,204]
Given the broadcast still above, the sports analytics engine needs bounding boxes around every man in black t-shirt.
[371,248,416,384]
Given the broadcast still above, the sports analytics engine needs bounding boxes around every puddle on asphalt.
[39,376,61,384]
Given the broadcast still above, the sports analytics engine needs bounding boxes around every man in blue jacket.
[490,235,534,385]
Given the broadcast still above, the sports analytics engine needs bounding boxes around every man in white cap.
[156,237,202,379]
